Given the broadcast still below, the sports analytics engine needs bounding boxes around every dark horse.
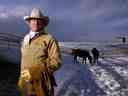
[91,48,100,64]
[71,48,92,64]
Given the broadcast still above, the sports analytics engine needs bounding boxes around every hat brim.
[24,16,49,21]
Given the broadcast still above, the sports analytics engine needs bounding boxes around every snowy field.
[0,41,127,96]
[55,42,128,96]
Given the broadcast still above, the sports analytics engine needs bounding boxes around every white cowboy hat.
[24,8,49,23]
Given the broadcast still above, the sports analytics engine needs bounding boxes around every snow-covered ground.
[0,40,127,96]
[55,42,128,96]
[55,54,128,96]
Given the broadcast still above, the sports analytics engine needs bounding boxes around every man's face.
[28,19,45,32]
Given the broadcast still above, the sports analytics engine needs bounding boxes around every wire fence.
[0,33,23,48]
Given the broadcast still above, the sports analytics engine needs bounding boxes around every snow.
[55,42,128,96]
[0,40,127,96]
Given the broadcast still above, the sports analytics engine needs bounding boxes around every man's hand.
[21,69,31,81]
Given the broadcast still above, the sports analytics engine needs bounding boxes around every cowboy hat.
[24,8,49,23]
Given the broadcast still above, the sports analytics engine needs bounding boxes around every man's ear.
[42,17,49,27]
[43,19,49,27]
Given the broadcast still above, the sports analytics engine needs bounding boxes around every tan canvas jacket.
[19,31,61,96]
[21,31,61,71]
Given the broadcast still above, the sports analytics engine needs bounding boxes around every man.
[91,48,99,64]
[18,8,61,96]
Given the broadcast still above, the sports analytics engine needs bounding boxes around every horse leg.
[84,57,86,64]
[81,57,83,64]
[73,56,75,64]
[96,56,99,64]
[81,56,84,64]
[89,56,92,65]
[74,55,76,64]
[74,55,78,64]
[93,57,96,64]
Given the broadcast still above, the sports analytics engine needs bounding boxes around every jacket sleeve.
[46,37,62,72]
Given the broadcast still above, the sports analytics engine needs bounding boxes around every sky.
[0,0,128,42]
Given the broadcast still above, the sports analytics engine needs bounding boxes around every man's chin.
[31,30,39,32]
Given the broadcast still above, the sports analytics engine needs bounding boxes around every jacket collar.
[29,29,47,43]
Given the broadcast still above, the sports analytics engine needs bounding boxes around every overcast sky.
[0,0,128,41]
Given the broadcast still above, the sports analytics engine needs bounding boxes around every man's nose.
[34,20,38,24]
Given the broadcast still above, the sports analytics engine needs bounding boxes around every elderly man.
[18,8,61,96]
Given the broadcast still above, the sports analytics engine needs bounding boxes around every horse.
[71,48,92,64]
[91,48,100,64]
